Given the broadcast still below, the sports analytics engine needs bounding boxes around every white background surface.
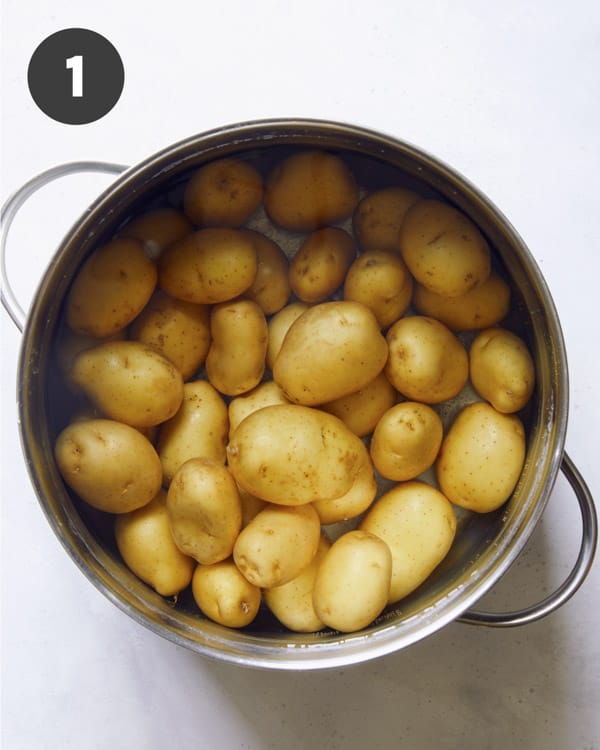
[1,2,599,748]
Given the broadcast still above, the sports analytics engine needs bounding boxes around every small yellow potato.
[158,228,257,304]
[66,237,157,338]
[312,530,392,633]
[312,456,377,525]
[129,290,211,380]
[343,249,413,329]
[54,418,162,514]
[264,150,359,231]
[157,380,229,484]
[289,227,356,303]
[70,340,184,428]
[321,371,397,438]
[192,559,261,628]
[227,404,368,506]
[412,271,511,331]
[237,486,268,528]
[240,229,291,314]
[228,380,290,440]
[120,208,193,259]
[166,458,242,564]
[114,490,195,596]
[233,503,321,588]
[370,401,443,481]
[205,299,268,396]
[359,481,456,603]
[385,316,468,403]
[56,328,126,381]
[469,327,535,413]
[352,186,421,253]
[398,199,491,297]
[183,158,263,227]
[263,535,331,632]
[435,401,526,513]
[266,302,310,370]
[273,301,388,406]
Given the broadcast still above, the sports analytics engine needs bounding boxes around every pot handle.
[458,452,597,627]
[1,161,127,332]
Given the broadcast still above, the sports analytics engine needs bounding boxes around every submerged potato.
[289,227,356,303]
[192,559,261,628]
[120,208,192,259]
[321,371,397,438]
[240,229,291,314]
[352,186,421,253]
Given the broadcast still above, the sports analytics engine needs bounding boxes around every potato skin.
[312,455,377,525]
[321,371,397,438]
[289,227,356,303]
[192,559,261,628]
[352,186,421,253]
[240,229,291,314]
[54,419,163,514]
[120,208,192,259]
[228,380,290,440]
[266,302,310,370]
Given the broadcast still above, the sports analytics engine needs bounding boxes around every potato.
[54,418,162,514]
[343,249,413,329]
[166,458,242,564]
[359,481,456,603]
[240,229,291,314]
[233,503,321,588]
[264,150,359,231]
[312,530,392,632]
[273,301,388,406]
[321,371,397,438]
[66,237,157,337]
[183,158,263,227]
[263,535,331,632]
[192,559,261,628]
[205,299,268,396]
[289,227,356,303]
[237,486,268,528]
[266,302,310,370]
[56,328,126,381]
[352,186,421,253]
[370,401,443,481]
[412,271,511,331]
[114,490,195,596]
[129,290,211,380]
[70,340,184,428]
[312,455,377,525]
[228,380,289,440]
[469,327,535,413]
[157,380,229,484]
[435,401,526,513]
[398,199,491,297]
[158,228,257,304]
[226,404,368,506]
[120,208,192,259]
[385,315,468,403]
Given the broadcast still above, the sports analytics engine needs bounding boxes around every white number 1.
[66,55,83,97]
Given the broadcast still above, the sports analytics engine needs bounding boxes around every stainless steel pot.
[1,118,597,670]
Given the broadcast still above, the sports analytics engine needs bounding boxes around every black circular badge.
[28,28,124,125]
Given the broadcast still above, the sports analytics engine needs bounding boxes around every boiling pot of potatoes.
[2,119,596,669]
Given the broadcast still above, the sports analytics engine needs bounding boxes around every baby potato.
[192,559,261,628]
[469,327,535,413]
[312,530,392,633]
[398,199,491,297]
[263,535,331,633]
[66,237,157,338]
[183,158,263,227]
[227,404,368,506]
[343,249,413,329]
[266,302,310,370]
[289,227,356,303]
[239,229,291,314]
[435,401,526,513]
[385,316,468,403]
[115,490,195,596]
[157,380,229,484]
[233,503,321,588]
[352,186,421,253]
[166,458,242,564]
[54,418,162,514]
[370,401,443,481]
[205,299,268,396]
[412,271,511,331]
[321,371,397,438]
[119,208,193,260]
[70,340,184,428]
[129,290,211,380]
[56,328,126,381]
[359,481,456,603]
[228,380,290,440]
[312,455,377,525]
[273,300,388,406]
[264,150,359,231]
[158,228,257,304]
